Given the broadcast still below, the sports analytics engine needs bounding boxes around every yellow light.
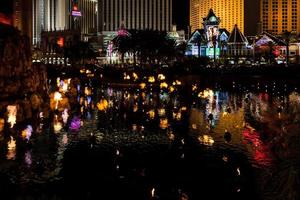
[168,133,175,140]
[0,118,4,132]
[84,87,92,96]
[148,109,155,119]
[148,76,155,83]
[192,123,197,129]
[160,118,168,129]
[192,84,197,91]
[56,77,60,87]
[132,72,139,81]
[198,89,214,99]
[7,136,16,150]
[222,111,228,117]
[54,121,62,133]
[169,86,175,93]
[97,99,108,111]
[7,136,16,160]
[198,135,215,146]
[140,83,146,89]
[133,104,138,112]
[158,74,166,81]
[54,92,62,109]
[181,106,187,111]
[160,82,168,89]
[158,108,166,117]
[7,105,17,128]
[172,112,182,120]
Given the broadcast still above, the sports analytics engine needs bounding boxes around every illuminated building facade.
[260,0,300,35]
[99,0,173,32]
[13,0,32,43]
[186,9,229,57]
[32,0,71,45]
[32,0,97,45]
[189,0,244,33]
[74,0,98,35]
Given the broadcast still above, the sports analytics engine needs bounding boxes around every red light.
[73,5,78,11]
[0,13,12,25]
[57,37,64,47]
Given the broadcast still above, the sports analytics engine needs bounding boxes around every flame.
[7,105,17,128]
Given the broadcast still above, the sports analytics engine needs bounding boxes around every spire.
[203,9,220,26]
[228,24,248,44]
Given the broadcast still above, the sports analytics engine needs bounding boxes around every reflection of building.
[260,0,300,35]
[190,0,244,33]
[99,0,173,32]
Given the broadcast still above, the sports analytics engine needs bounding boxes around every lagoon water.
[0,76,299,200]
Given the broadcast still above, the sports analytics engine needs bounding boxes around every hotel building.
[99,0,173,32]
[190,0,244,33]
[260,0,300,35]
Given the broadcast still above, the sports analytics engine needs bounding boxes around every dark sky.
[0,0,13,15]
[174,0,260,36]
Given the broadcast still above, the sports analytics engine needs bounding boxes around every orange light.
[57,37,64,47]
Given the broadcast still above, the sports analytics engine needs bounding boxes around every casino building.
[186,9,251,59]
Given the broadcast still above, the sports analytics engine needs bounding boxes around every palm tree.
[113,34,131,65]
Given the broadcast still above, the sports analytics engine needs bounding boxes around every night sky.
[0,0,13,15]
[174,0,261,35]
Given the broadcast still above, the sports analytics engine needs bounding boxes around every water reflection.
[1,77,300,199]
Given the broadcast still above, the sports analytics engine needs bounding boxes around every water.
[0,76,299,200]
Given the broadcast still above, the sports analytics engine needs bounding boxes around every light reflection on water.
[0,77,299,199]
